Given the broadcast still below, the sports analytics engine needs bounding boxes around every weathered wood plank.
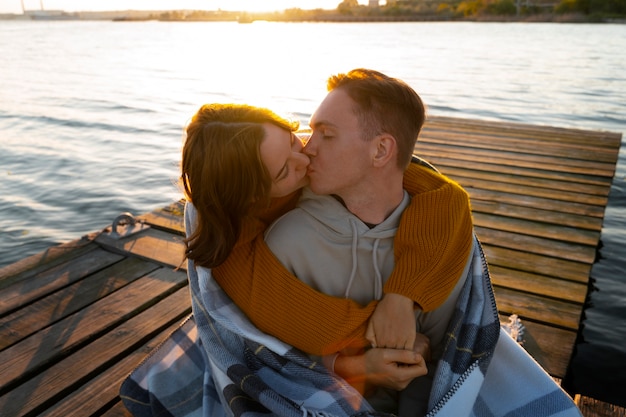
[0,257,159,351]
[494,286,583,330]
[475,224,596,263]
[0,248,124,317]
[425,116,623,149]
[100,402,134,417]
[464,188,607,218]
[0,236,98,290]
[138,201,185,235]
[0,287,190,417]
[499,314,577,378]
[457,176,608,206]
[0,267,187,394]
[470,200,603,233]
[490,265,587,304]
[417,154,614,187]
[439,165,610,196]
[95,228,186,270]
[481,245,591,283]
[416,142,618,178]
[422,129,620,164]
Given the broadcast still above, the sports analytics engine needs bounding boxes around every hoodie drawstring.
[372,238,382,300]
[344,219,359,299]
[344,219,384,301]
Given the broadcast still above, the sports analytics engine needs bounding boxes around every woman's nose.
[294,151,310,167]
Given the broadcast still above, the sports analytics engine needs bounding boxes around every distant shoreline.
[0,10,623,24]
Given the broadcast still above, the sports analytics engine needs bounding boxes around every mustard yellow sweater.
[213,163,473,356]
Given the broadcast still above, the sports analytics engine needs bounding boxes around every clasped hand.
[365,292,418,350]
[363,335,430,391]
[364,292,430,391]
[333,293,430,393]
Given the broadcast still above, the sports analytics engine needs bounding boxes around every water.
[1,20,625,406]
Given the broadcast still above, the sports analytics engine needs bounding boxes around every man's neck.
[339,182,405,226]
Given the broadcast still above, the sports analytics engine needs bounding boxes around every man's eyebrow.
[309,120,337,129]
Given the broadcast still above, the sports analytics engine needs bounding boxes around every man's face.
[305,88,376,197]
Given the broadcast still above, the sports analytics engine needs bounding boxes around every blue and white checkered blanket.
[120,210,581,416]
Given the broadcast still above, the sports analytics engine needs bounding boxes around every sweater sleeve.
[384,163,474,311]
[214,235,376,356]
[213,192,375,356]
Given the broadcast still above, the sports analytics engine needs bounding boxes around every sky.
[1,0,361,14]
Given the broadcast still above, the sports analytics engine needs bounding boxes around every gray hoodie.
[265,187,411,307]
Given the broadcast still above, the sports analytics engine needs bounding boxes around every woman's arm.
[212,162,474,356]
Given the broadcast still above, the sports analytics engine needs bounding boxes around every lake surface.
[1,19,624,406]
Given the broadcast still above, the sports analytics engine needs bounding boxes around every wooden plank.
[0,287,190,417]
[456,176,608,207]
[440,165,610,197]
[0,257,159,351]
[138,200,185,235]
[0,267,187,394]
[481,245,591,283]
[416,142,618,178]
[38,316,179,417]
[0,248,124,317]
[494,286,583,330]
[470,200,603,232]
[422,129,619,164]
[467,188,606,218]
[95,228,187,270]
[425,116,623,149]
[100,402,134,417]
[490,265,587,304]
[475,224,596,264]
[0,236,98,290]
[417,154,614,187]
[500,314,577,378]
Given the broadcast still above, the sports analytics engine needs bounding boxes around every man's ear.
[372,134,396,167]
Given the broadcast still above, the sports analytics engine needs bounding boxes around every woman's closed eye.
[275,163,289,182]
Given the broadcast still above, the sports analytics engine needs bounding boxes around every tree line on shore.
[153,0,625,23]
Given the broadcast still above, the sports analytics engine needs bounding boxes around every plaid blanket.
[120,208,581,417]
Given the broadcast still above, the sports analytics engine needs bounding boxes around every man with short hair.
[264,68,474,414]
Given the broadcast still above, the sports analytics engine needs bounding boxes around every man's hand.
[413,332,431,362]
[365,293,416,350]
[334,348,427,393]
[364,348,427,391]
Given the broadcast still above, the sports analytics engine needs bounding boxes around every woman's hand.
[365,293,416,350]
[334,347,427,394]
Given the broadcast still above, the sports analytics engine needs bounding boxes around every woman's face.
[260,123,310,198]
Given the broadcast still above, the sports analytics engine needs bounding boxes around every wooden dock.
[0,116,623,417]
